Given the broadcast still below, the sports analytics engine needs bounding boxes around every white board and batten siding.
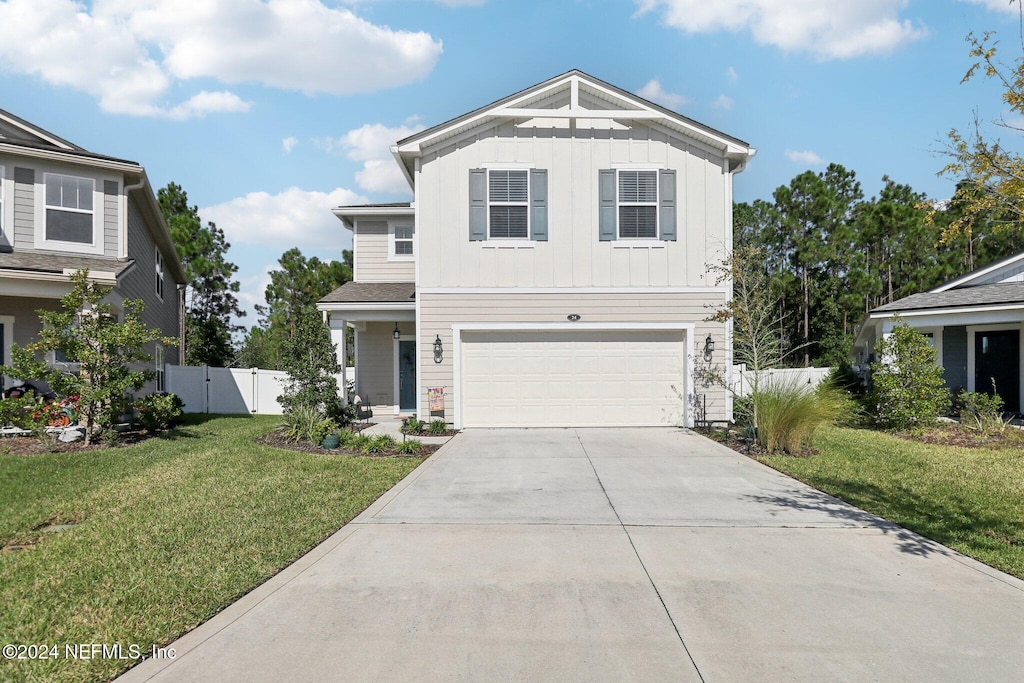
[412,119,732,427]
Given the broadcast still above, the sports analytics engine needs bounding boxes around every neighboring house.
[0,108,185,392]
[852,250,1024,413]
[317,71,755,428]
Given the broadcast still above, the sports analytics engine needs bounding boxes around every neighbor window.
[0,166,5,237]
[394,224,414,256]
[155,246,164,300]
[488,170,529,238]
[617,170,658,239]
[155,345,165,392]
[44,173,95,245]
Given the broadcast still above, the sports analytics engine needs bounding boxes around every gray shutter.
[599,169,616,241]
[530,169,548,241]
[659,169,677,241]
[469,169,487,241]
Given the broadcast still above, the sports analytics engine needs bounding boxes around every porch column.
[327,313,348,405]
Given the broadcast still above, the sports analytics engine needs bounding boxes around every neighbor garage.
[458,329,688,427]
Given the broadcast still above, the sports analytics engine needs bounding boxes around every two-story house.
[0,108,185,392]
[318,71,754,428]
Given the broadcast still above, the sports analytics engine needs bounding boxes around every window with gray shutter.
[618,170,658,239]
[44,173,94,244]
[489,170,529,238]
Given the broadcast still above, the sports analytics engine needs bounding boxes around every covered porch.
[318,282,417,415]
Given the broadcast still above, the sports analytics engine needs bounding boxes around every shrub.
[135,393,184,434]
[957,386,1011,435]
[0,395,47,431]
[336,429,358,448]
[361,435,396,454]
[279,405,324,443]
[349,434,373,452]
[428,419,448,435]
[869,321,951,429]
[396,438,422,455]
[403,417,423,433]
[753,378,847,454]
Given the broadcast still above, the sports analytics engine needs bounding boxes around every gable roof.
[0,108,83,151]
[930,250,1024,293]
[871,281,1024,315]
[392,70,755,185]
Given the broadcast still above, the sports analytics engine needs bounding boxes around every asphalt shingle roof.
[0,251,134,277]
[319,281,415,304]
[873,282,1024,313]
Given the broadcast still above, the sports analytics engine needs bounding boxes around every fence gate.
[166,366,288,415]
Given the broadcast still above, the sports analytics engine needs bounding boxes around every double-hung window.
[488,170,529,239]
[0,166,5,239]
[155,246,164,300]
[44,173,95,245]
[394,224,414,256]
[617,170,658,239]
[154,345,165,392]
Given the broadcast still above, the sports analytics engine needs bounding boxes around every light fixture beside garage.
[393,322,401,340]
[567,314,581,321]
[433,335,444,363]
[704,334,715,362]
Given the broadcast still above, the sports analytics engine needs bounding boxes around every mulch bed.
[256,430,440,458]
[695,426,819,457]
[0,429,153,456]
[894,423,1024,449]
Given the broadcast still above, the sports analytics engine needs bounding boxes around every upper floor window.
[488,170,529,239]
[155,246,165,300]
[36,172,104,254]
[617,170,658,239]
[0,166,5,237]
[394,224,414,256]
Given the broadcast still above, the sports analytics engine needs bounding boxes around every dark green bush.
[135,393,184,434]
[428,419,448,435]
[956,387,1010,435]
[869,322,951,429]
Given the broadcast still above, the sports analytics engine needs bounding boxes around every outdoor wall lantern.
[393,322,401,340]
[433,335,444,363]
[704,334,715,362]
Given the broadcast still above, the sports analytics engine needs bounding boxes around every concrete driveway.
[122,429,1024,682]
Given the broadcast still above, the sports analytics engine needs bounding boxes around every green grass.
[0,414,424,683]
[759,425,1024,580]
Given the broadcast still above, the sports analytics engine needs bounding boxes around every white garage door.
[460,329,687,427]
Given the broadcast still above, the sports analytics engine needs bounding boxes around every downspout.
[122,174,146,260]
[178,283,187,365]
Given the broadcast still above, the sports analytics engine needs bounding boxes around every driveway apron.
[120,429,1024,682]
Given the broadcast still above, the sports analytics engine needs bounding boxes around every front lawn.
[0,414,424,683]
[758,425,1024,580]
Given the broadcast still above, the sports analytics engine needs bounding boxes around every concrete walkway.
[121,429,1024,682]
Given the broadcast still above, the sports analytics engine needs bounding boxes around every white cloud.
[166,91,252,120]
[636,79,687,110]
[965,0,1021,14]
[712,94,734,109]
[635,0,927,60]
[282,136,298,153]
[785,149,825,166]
[0,0,442,118]
[727,66,738,82]
[201,186,368,253]
[316,122,425,194]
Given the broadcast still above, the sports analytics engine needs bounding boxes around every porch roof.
[0,252,134,283]
[319,281,415,305]
[871,282,1024,315]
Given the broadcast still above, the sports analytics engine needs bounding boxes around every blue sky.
[0,0,1020,325]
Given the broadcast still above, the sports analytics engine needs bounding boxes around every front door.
[399,340,416,411]
[975,330,1020,413]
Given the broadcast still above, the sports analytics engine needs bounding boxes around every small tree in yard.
[1,270,177,445]
[869,321,951,429]
[279,307,342,416]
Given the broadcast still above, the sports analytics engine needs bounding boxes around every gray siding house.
[853,251,1024,412]
[318,71,755,428]
[0,108,185,392]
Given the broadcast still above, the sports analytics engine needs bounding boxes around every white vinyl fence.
[730,365,832,397]
[167,365,288,415]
